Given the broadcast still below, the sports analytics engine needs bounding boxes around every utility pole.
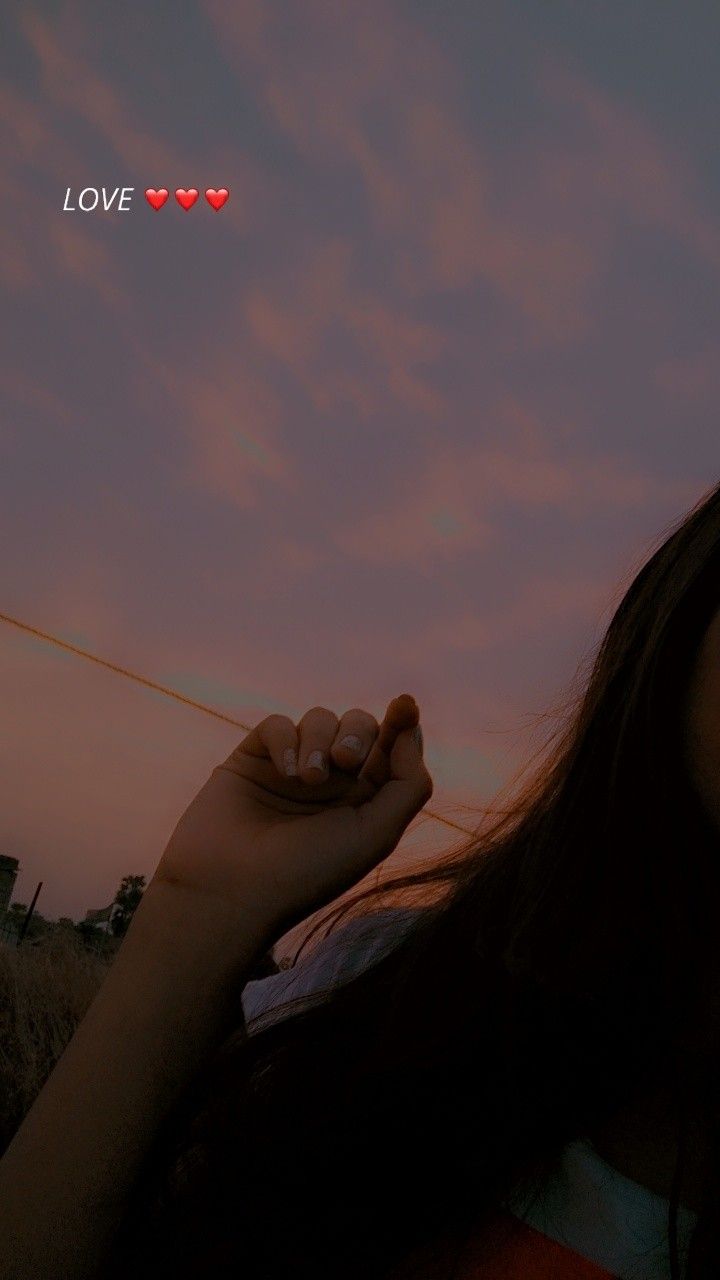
[17,881,43,945]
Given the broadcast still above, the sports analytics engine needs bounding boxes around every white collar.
[505,1138,698,1280]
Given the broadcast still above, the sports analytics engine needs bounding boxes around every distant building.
[0,855,19,915]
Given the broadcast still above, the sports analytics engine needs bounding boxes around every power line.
[0,611,249,730]
[0,610,476,837]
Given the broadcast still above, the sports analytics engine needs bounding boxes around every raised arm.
[0,695,431,1279]
[0,882,268,1280]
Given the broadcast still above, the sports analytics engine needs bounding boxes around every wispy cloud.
[244,238,448,418]
[539,59,720,272]
[205,1,605,343]
[3,1,719,917]
[334,434,698,567]
[654,343,720,400]
[146,351,297,508]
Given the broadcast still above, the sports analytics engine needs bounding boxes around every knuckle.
[300,705,339,731]
[301,704,329,719]
[263,714,287,733]
[342,709,377,732]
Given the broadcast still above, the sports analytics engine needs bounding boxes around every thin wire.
[0,610,475,837]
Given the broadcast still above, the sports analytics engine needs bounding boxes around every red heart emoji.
[175,188,199,211]
[205,187,229,211]
[145,188,169,210]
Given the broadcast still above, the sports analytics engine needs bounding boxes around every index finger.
[225,714,299,777]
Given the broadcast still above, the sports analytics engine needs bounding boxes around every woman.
[1,481,720,1280]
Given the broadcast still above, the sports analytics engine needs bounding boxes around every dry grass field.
[0,930,109,1154]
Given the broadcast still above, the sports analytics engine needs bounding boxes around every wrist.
[94,880,273,1072]
[127,875,275,979]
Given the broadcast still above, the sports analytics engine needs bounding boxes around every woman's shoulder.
[241,904,425,1033]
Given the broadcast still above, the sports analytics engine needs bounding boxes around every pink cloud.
[205,2,602,342]
[146,352,297,508]
[19,11,270,238]
[49,220,128,308]
[4,1,718,924]
[273,537,328,574]
[243,238,354,391]
[654,344,720,400]
[538,60,720,272]
[0,370,78,435]
[244,238,449,418]
[0,82,83,178]
[0,230,34,292]
[20,12,185,179]
[0,79,129,306]
[403,572,612,666]
[334,434,700,567]
[207,3,720,350]
[0,167,52,294]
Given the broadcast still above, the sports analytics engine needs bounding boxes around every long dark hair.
[107,481,720,1280]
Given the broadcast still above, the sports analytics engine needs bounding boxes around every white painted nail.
[306,749,326,772]
[283,748,298,776]
[338,734,362,753]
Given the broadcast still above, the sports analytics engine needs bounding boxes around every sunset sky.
[1,2,718,925]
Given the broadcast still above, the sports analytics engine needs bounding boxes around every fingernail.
[338,734,362,753]
[306,749,326,773]
[412,726,423,753]
[283,748,298,777]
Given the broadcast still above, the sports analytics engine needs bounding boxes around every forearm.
[0,881,269,1280]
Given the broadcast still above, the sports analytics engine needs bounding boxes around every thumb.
[356,724,433,858]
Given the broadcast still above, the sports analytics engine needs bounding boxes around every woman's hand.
[150,693,433,950]
[0,694,431,1280]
